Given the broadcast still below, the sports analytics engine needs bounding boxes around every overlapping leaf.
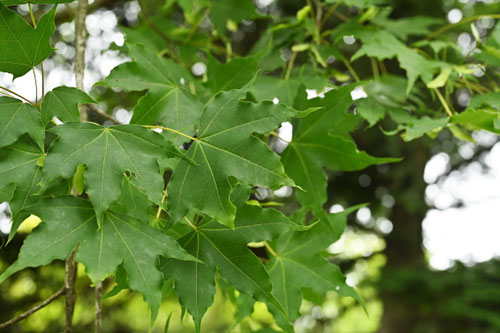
[96,44,203,138]
[0,97,44,149]
[282,86,399,213]
[167,80,312,227]
[0,135,43,240]
[0,183,15,202]
[0,4,55,78]
[266,206,364,330]
[207,55,259,94]
[40,86,96,125]
[0,196,197,322]
[163,186,299,332]
[43,123,183,223]
[209,0,257,35]
[349,28,436,93]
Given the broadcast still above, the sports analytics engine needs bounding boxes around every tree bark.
[379,139,429,333]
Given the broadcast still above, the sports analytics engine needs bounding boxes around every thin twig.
[75,0,89,121]
[0,287,66,330]
[269,131,291,144]
[285,51,297,81]
[64,249,78,333]
[32,67,38,105]
[41,63,45,99]
[425,14,500,40]
[433,88,453,116]
[63,2,88,332]
[0,86,37,106]
[87,104,121,124]
[370,58,379,80]
[94,282,103,333]
[343,60,360,82]
[320,1,341,28]
[155,190,168,220]
[28,4,39,104]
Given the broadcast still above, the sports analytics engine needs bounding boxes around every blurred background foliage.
[1,0,500,332]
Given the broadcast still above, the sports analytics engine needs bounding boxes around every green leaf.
[167,80,305,227]
[102,263,128,301]
[0,183,15,202]
[40,86,96,125]
[426,67,452,89]
[0,4,55,78]
[96,44,203,139]
[1,0,75,4]
[356,75,410,126]
[266,206,364,326]
[207,55,259,94]
[110,176,151,223]
[0,97,44,149]
[209,0,257,35]
[468,92,500,110]
[249,76,302,106]
[351,29,435,93]
[404,116,449,141]
[163,200,295,332]
[373,13,442,40]
[0,196,198,323]
[282,86,399,212]
[43,123,182,224]
[0,136,44,241]
[451,109,500,135]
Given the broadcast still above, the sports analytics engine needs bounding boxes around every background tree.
[0,0,499,332]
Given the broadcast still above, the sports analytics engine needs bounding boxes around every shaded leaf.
[0,96,44,149]
[163,201,295,332]
[207,55,259,94]
[40,86,96,125]
[0,135,43,241]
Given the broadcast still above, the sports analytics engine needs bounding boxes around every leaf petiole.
[0,86,37,107]
[264,241,278,257]
[184,216,197,230]
[144,125,197,141]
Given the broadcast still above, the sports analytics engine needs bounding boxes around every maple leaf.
[0,97,44,149]
[162,185,302,332]
[266,207,365,329]
[43,123,183,223]
[0,136,44,241]
[40,86,96,125]
[96,44,203,139]
[282,86,399,213]
[207,54,259,94]
[0,196,198,323]
[349,28,436,93]
[167,79,313,227]
[0,4,55,78]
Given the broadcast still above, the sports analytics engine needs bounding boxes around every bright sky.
[1,2,498,273]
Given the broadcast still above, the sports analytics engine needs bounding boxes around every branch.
[94,282,103,333]
[87,104,121,124]
[75,0,89,121]
[64,249,78,333]
[0,287,66,330]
